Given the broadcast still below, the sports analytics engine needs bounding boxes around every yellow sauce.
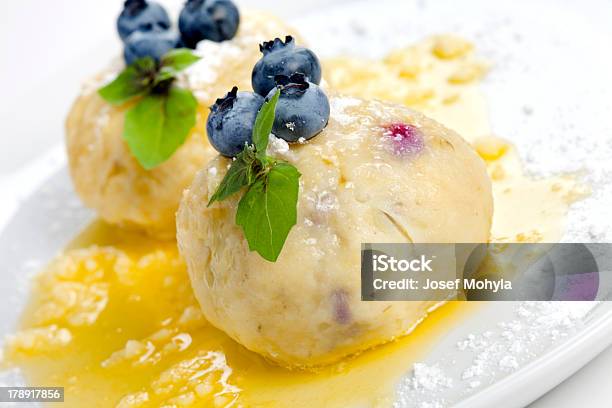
[473,137,589,243]
[1,34,588,407]
[325,34,492,142]
[3,222,476,407]
[326,34,588,243]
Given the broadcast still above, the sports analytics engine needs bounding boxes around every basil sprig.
[208,90,301,262]
[98,49,201,169]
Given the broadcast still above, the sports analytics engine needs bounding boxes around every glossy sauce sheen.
[1,139,581,407]
[3,222,475,407]
[2,35,585,407]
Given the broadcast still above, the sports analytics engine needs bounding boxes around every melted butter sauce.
[2,34,587,407]
[473,137,589,243]
[3,222,475,407]
[326,34,588,243]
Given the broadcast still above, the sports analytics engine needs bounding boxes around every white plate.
[1,167,611,408]
[2,0,612,406]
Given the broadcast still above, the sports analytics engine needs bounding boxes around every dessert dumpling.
[65,12,295,238]
[177,96,493,367]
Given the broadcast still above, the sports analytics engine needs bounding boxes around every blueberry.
[207,87,265,157]
[252,36,322,97]
[267,74,330,143]
[117,0,171,42]
[123,29,179,65]
[179,0,240,49]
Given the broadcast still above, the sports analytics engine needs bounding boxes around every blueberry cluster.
[208,36,331,157]
[117,0,239,65]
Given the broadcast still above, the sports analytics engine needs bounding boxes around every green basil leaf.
[208,152,252,206]
[123,86,197,169]
[161,48,201,73]
[155,49,200,86]
[252,88,280,154]
[155,68,177,85]
[98,57,157,105]
[236,162,301,262]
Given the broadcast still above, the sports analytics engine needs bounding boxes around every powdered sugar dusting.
[179,11,293,103]
[181,41,243,101]
[410,363,454,391]
[2,0,611,404]
[330,96,362,125]
[395,363,453,408]
[267,135,292,159]
[394,301,597,407]
[296,0,612,244]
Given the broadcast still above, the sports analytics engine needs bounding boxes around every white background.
[0,1,611,406]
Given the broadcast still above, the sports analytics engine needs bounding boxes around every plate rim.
[454,305,612,408]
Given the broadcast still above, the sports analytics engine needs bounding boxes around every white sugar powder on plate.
[394,301,598,407]
[295,3,612,403]
[410,363,454,391]
[295,0,612,244]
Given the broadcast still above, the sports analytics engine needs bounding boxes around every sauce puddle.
[2,35,587,408]
[3,222,476,407]
[0,140,584,407]
[473,136,589,243]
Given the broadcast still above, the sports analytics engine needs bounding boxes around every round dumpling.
[66,12,295,238]
[177,96,493,367]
